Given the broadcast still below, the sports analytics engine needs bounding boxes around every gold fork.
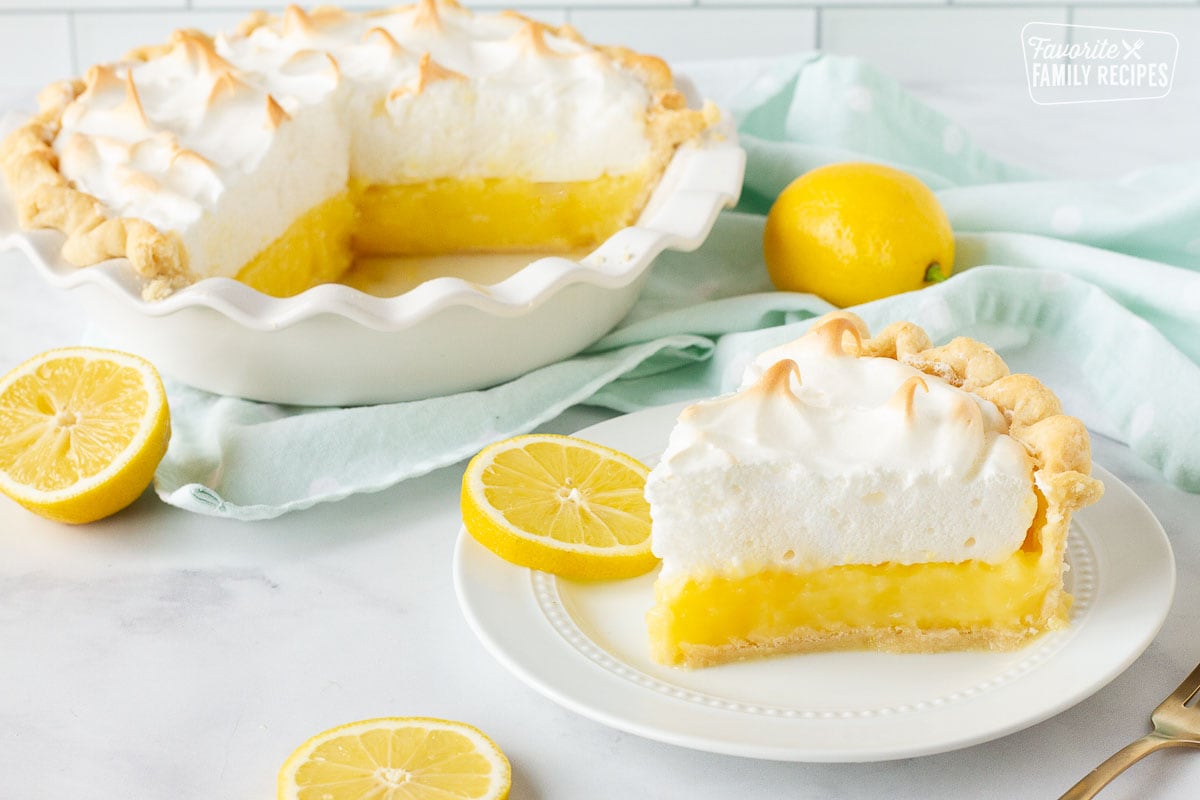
[1060,662,1200,799]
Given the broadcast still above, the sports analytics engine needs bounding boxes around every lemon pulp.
[0,348,170,524]
[461,434,657,580]
[279,717,510,800]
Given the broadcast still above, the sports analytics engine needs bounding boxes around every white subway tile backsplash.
[1072,6,1200,87]
[73,11,247,68]
[5,1,1181,100]
[0,14,72,92]
[0,1,183,10]
[821,6,1069,85]
[189,0,661,7]
[700,0,941,6]
[568,7,816,62]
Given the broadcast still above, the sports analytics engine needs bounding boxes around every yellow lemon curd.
[233,175,648,298]
[648,501,1070,667]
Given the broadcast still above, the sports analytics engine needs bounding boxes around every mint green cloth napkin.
[155,55,1200,520]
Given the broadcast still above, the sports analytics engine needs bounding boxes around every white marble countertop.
[2,77,1200,800]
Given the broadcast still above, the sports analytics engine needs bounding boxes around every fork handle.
[1058,733,1173,800]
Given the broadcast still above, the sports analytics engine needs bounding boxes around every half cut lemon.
[0,347,170,524]
[461,433,657,580]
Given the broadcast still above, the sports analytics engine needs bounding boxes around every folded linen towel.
[154,54,1200,519]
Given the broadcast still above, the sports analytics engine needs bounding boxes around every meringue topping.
[49,2,664,281]
[645,320,1039,578]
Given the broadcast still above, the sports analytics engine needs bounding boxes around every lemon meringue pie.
[0,1,716,299]
[644,313,1104,668]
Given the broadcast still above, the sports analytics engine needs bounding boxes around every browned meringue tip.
[364,26,406,57]
[205,71,252,108]
[264,94,290,129]
[415,51,466,91]
[889,375,929,421]
[324,52,341,79]
[952,394,986,432]
[82,64,123,98]
[811,315,865,357]
[281,48,342,80]
[411,0,444,31]
[120,167,161,194]
[117,70,149,127]
[755,359,803,399]
[169,146,215,170]
[173,30,235,76]
[283,5,316,36]
[555,23,587,45]
[512,21,562,58]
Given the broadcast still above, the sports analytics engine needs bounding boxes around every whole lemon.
[762,162,954,307]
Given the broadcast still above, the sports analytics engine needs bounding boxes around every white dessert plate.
[453,401,1177,762]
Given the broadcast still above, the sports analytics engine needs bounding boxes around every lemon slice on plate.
[278,717,511,800]
[0,347,170,524]
[461,433,657,580]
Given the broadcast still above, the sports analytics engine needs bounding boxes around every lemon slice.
[278,717,511,800]
[0,347,170,524]
[461,433,657,580]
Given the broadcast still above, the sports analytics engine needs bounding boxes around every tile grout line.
[2,3,1200,13]
[67,10,79,75]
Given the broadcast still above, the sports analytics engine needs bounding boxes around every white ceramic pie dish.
[0,111,743,406]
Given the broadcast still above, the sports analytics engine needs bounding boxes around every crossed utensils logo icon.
[1122,38,1145,60]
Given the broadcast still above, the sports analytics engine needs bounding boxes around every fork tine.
[1159,662,1200,710]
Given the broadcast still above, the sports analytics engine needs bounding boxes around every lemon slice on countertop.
[0,347,170,524]
[278,717,511,800]
[461,433,657,580]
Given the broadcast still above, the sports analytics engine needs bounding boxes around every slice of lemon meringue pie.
[644,312,1104,668]
[0,1,716,299]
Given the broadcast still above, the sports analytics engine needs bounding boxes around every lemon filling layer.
[232,173,651,297]
[648,549,1067,666]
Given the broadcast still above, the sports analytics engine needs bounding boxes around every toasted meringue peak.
[415,51,465,92]
[324,52,341,79]
[363,26,405,56]
[889,375,929,421]
[118,71,149,127]
[308,6,349,26]
[281,48,341,80]
[283,5,315,37]
[206,70,252,107]
[119,166,161,194]
[173,30,235,76]
[264,94,290,129]
[236,10,271,37]
[555,24,586,44]
[812,314,866,356]
[512,21,562,58]
[410,0,444,31]
[952,393,986,433]
[169,147,214,170]
[82,64,123,99]
[756,359,802,398]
